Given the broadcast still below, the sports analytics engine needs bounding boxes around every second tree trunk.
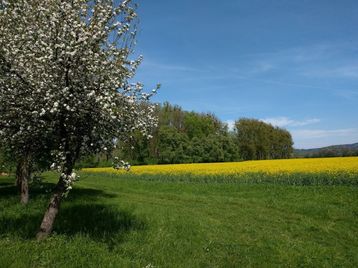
[16,155,31,205]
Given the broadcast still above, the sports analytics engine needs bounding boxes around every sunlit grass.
[1,171,357,267]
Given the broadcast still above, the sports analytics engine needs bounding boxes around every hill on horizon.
[294,142,358,157]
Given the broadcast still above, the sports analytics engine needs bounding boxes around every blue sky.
[134,0,358,149]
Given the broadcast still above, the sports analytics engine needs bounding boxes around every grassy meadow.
[1,157,358,267]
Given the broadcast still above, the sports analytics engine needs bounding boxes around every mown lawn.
[0,172,357,267]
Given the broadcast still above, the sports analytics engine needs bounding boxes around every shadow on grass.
[0,185,145,247]
[0,175,15,189]
[0,181,117,201]
[0,182,53,200]
[55,204,146,247]
[0,181,13,187]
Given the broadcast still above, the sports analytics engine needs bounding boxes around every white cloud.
[225,120,235,131]
[291,128,358,149]
[261,117,320,128]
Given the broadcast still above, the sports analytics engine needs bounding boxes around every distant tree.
[273,128,293,159]
[219,133,240,162]
[189,137,205,163]
[159,102,185,130]
[234,118,293,160]
[157,126,190,164]
[234,119,259,160]
[184,112,221,139]
[202,134,225,162]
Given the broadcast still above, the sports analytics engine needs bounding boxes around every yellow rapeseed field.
[83,157,358,176]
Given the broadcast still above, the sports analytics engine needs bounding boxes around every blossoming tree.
[0,0,158,239]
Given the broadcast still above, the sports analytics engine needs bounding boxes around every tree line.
[75,102,294,167]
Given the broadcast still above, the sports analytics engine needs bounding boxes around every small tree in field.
[0,0,158,239]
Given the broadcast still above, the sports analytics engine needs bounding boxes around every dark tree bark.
[36,174,67,240]
[15,154,31,205]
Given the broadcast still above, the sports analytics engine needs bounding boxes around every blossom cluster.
[61,171,78,195]
[112,157,131,171]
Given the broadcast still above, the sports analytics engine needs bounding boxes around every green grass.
[0,172,357,267]
[85,171,358,186]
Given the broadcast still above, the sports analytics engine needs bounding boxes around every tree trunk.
[36,175,67,240]
[36,139,78,240]
[15,155,31,205]
[20,172,29,204]
[15,169,21,191]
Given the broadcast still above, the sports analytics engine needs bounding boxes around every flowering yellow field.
[83,157,358,176]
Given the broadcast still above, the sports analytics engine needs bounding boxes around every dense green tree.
[156,126,190,164]
[202,134,225,162]
[184,112,221,139]
[234,118,293,160]
[188,137,205,163]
